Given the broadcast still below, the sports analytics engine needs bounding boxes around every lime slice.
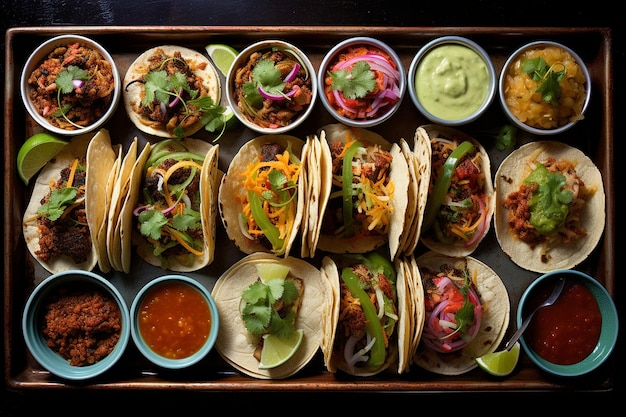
[256,263,291,282]
[17,132,69,185]
[258,329,304,369]
[475,342,520,377]
[205,44,238,77]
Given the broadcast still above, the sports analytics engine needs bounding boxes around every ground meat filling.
[40,285,122,366]
[35,164,92,264]
[27,41,115,130]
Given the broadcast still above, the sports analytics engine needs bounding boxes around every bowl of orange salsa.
[130,275,219,369]
[517,269,618,377]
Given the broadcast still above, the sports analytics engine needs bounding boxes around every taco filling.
[502,156,587,249]
[420,260,482,353]
[422,137,490,248]
[28,157,91,264]
[124,46,222,138]
[323,136,394,240]
[239,141,301,255]
[133,139,207,269]
[333,252,398,373]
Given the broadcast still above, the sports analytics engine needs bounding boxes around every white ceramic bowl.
[408,36,496,126]
[318,36,405,127]
[226,40,317,134]
[130,275,219,370]
[22,270,130,380]
[20,34,121,136]
[499,41,591,135]
[517,270,618,377]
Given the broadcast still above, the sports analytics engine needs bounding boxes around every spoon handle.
[504,313,534,351]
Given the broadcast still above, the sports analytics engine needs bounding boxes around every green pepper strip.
[248,190,284,252]
[341,268,386,368]
[342,140,363,237]
[422,140,475,232]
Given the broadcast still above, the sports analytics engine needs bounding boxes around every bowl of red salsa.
[318,36,406,127]
[130,275,219,369]
[517,269,618,377]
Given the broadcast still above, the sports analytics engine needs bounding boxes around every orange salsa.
[138,281,212,359]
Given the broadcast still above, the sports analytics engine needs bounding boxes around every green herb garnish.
[140,64,230,140]
[329,60,376,99]
[53,66,91,128]
[37,187,78,221]
[243,59,284,107]
[241,278,299,337]
[522,57,566,105]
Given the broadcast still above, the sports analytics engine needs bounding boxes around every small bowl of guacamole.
[408,36,496,126]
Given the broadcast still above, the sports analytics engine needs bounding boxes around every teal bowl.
[22,270,130,380]
[130,275,219,369]
[517,269,618,377]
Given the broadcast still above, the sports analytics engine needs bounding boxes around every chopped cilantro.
[242,59,284,108]
[522,57,565,105]
[329,60,376,99]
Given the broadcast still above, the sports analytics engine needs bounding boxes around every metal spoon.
[504,277,566,351]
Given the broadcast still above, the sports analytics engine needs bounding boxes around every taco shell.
[494,141,605,273]
[413,252,510,376]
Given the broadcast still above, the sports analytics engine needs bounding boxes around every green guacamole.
[524,163,573,234]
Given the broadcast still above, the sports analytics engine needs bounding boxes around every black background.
[2,0,622,414]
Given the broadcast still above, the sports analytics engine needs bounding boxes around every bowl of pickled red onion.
[318,36,406,128]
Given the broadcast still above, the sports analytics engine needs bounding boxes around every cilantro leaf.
[240,277,300,337]
[171,209,201,231]
[138,209,168,240]
[37,187,78,221]
[55,66,90,94]
[522,57,565,105]
[329,60,376,99]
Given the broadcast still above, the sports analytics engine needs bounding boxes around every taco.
[419,124,495,257]
[316,123,410,256]
[23,134,97,273]
[132,138,219,271]
[123,45,221,138]
[413,251,510,376]
[211,253,331,379]
[494,141,605,273]
[218,135,307,257]
[320,251,409,376]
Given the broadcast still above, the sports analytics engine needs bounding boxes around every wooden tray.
[3,26,615,392]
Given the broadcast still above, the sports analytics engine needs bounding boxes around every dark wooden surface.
[2,0,622,414]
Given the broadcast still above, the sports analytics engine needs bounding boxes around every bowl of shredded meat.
[227,39,317,134]
[20,34,121,136]
[22,270,130,380]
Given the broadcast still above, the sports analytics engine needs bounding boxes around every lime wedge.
[256,263,291,282]
[258,329,304,369]
[475,342,520,377]
[17,132,69,185]
[205,44,238,77]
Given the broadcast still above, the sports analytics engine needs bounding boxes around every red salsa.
[138,281,212,359]
[525,279,602,365]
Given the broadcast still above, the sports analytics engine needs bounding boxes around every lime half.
[475,342,520,377]
[17,132,69,185]
[205,44,238,77]
[258,329,304,370]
